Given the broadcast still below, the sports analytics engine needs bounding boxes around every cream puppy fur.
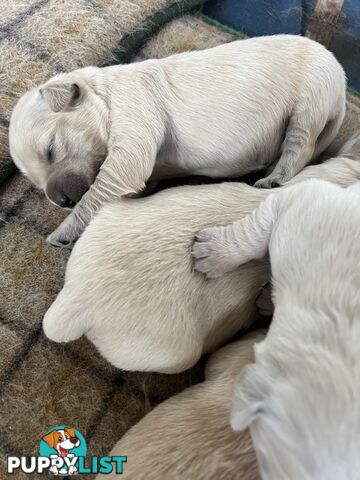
[9,35,346,247]
[193,181,360,479]
[42,153,360,374]
[96,331,265,480]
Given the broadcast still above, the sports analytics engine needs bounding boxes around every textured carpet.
[1,4,360,480]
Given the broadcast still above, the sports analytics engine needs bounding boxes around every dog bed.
[0,1,359,478]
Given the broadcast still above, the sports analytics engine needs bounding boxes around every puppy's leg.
[255,109,318,188]
[255,103,343,189]
[192,194,279,278]
[264,160,277,177]
[47,141,159,247]
[47,87,166,247]
[47,164,125,247]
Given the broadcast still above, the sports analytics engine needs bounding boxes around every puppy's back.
[96,331,265,480]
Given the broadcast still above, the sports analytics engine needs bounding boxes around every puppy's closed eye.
[47,143,54,162]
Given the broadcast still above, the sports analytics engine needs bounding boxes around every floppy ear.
[231,363,270,431]
[41,82,80,112]
[42,431,58,449]
[65,427,76,437]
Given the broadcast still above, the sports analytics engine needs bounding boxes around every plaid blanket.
[0,2,359,478]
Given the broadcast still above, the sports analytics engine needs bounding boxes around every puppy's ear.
[65,427,76,438]
[41,82,80,112]
[231,363,270,431]
[42,431,58,449]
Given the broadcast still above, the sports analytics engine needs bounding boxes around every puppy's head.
[9,68,109,208]
[231,359,360,480]
[42,427,80,457]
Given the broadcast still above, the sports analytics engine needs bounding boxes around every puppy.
[42,427,80,476]
[42,153,360,374]
[96,331,265,480]
[9,35,345,247]
[193,181,360,479]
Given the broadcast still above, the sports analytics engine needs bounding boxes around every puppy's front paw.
[192,226,239,279]
[254,168,291,189]
[49,465,59,475]
[47,213,83,248]
[68,465,77,475]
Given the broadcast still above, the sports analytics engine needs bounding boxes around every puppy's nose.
[58,194,76,209]
[70,437,78,445]
[46,173,90,209]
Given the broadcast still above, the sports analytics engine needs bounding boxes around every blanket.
[0,2,359,478]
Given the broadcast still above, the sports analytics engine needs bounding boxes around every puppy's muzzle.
[70,436,80,446]
[46,172,90,208]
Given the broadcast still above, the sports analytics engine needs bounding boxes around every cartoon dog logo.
[42,427,81,475]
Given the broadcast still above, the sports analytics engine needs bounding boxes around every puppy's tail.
[43,286,88,343]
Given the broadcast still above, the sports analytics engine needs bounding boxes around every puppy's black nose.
[58,194,76,209]
[70,437,78,445]
[46,173,90,209]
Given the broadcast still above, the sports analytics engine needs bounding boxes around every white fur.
[9,35,346,246]
[194,179,360,479]
[42,156,360,374]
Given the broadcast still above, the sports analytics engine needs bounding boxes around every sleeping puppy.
[9,35,346,247]
[193,181,360,479]
[42,152,360,374]
[96,331,265,480]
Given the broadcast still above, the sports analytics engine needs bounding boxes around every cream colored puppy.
[193,181,360,479]
[9,35,346,247]
[42,155,360,374]
[96,331,265,480]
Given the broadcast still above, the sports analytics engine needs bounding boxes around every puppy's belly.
[191,159,268,177]
[155,143,277,179]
